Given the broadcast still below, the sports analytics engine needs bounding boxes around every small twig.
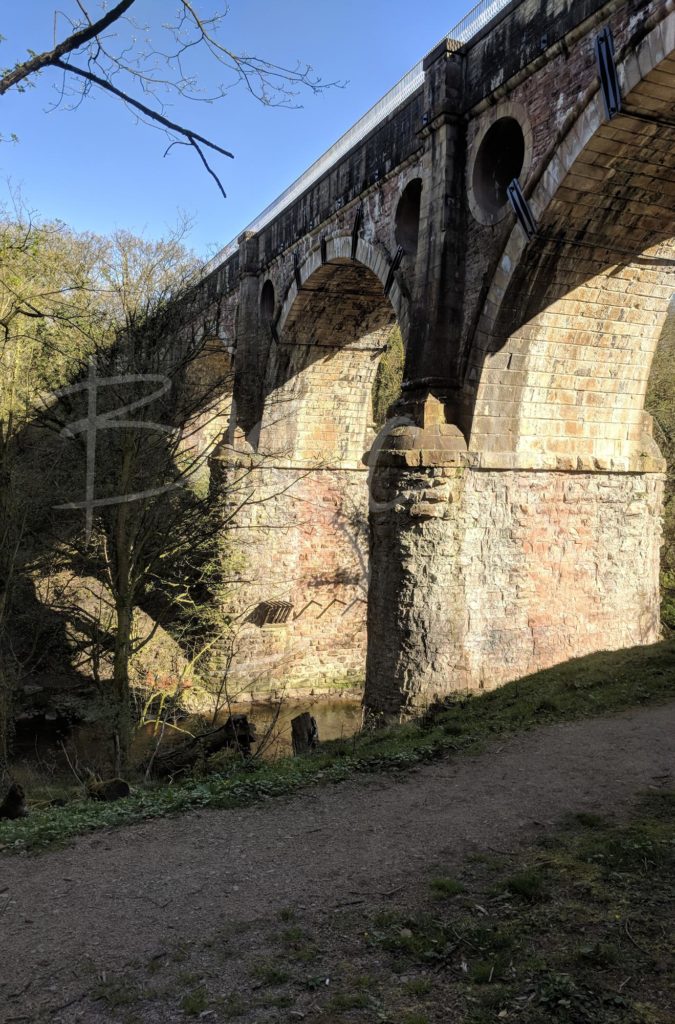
[349,884,405,899]
[59,741,84,786]
[144,719,167,782]
[378,884,405,898]
[48,994,85,1014]
[623,920,652,959]
[8,980,31,999]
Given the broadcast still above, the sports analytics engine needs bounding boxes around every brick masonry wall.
[365,463,664,714]
[210,460,370,699]
[192,1,674,706]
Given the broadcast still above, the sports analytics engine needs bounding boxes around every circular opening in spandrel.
[472,117,525,216]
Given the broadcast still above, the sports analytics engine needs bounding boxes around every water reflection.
[210,699,363,759]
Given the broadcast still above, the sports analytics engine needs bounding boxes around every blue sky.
[1,1,474,259]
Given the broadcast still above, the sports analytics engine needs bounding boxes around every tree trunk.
[0,667,11,776]
[112,598,133,775]
[111,441,134,775]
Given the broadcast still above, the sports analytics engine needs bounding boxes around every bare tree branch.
[0,0,136,95]
[0,1,340,195]
[52,57,233,194]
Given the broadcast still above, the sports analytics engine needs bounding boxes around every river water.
[14,698,364,777]
[178,698,364,760]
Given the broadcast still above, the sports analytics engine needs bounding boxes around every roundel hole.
[472,117,525,216]
[395,178,422,256]
[260,280,275,321]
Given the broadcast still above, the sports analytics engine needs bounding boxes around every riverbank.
[1,639,674,855]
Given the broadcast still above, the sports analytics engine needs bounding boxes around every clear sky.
[1,1,476,260]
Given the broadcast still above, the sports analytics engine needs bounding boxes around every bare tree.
[0,1,337,195]
[34,231,233,771]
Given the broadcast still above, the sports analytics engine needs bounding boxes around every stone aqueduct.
[190,0,675,714]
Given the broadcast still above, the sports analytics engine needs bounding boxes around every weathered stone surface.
[187,0,674,708]
[365,466,664,714]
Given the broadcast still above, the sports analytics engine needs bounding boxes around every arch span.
[467,11,675,468]
[218,252,404,697]
[277,235,410,339]
[259,250,403,465]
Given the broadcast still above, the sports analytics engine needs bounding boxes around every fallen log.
[87,778,131,802]
[145,714,257,779]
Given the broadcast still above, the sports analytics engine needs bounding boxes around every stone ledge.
[370,448,667,474]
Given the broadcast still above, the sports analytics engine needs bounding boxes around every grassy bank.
[1,640,674,855]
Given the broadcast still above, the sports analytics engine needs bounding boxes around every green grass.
[403,978,432,997]
[327,990,372,1011]
[366,789,675,1023]
[180,986,208,1016]
[251,961,292,987]
[1,640,674,854]
[429,876,465,898]
[92,977,145,1008]
[505,868,549,902]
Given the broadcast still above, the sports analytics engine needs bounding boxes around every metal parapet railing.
[201,0,512,278]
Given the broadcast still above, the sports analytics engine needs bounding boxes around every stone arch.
[467,10,675,468]
[220,247,405,696]
[277,235,410,340]
[260,249,402,466]
[259,278,276,322]
[395,178,423,256]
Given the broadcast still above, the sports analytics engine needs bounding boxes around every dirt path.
[0,701,673,1023]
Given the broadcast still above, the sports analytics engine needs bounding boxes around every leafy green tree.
[33,228,234,771]
[0,212,234,772]
[0,209,101,771]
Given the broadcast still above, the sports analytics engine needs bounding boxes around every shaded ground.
[0,700,673,1024]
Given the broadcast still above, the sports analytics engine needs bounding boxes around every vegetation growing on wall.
[372,325,405,427]
[645,302,675,631]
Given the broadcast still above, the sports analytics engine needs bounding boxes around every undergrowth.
[71,790,675,1023]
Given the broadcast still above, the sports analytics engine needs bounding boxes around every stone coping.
[375,450,667,473]
[212,447,666,474]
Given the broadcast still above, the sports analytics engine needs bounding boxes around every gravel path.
[0,700,673,1022]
